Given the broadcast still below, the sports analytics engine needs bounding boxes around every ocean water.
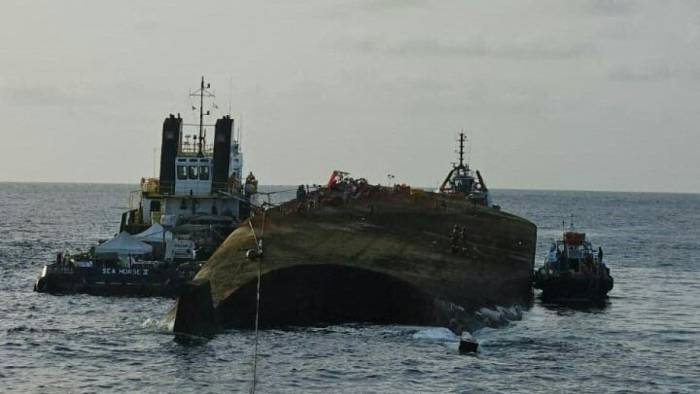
[1,183,699,393]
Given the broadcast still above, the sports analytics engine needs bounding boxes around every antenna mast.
[199,77,205,155]
[458,132,466,168]
[189,76,215,156]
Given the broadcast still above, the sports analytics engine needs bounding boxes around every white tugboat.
[35,78,258,296]
[534,217,613,302]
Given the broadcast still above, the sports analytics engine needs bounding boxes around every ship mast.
[190,76,214,156]
[439,131,470,193]
[458,132,466,168]
[199,77,205,155]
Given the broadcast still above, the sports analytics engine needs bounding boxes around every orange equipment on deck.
[564,232,585,245]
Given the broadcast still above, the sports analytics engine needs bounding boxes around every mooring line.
[250,209,266,394]
[250,257,262,394]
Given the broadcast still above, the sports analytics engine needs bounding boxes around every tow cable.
[247,209,266,394]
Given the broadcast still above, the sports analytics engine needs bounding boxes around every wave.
[411,327,459,342]
[475,305,524,327]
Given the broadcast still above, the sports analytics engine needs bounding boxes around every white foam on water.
[141,317,174,332]
[476,305,523,326]
[411,327,459,342]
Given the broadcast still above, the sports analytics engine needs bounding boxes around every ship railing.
[211,182,244,196]
[212,181,233,193]
[178,143,214,156]
[46,264,74,274]
[140,177,160,193]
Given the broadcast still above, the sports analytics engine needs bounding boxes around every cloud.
[587,0,636,16]
[338,0,425,13]
[322,0,427,18]
[348,37,594,60]
[0,79,173,109]
[607,65,676,82]
[0,81,75,107]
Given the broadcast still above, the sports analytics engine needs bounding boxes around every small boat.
[534,218,613,302]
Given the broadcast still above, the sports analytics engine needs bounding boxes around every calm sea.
[1,183,698,393]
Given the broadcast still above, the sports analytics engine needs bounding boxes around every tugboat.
[534,217,613,302]
[34,78,257,297]
[438,133,492,207]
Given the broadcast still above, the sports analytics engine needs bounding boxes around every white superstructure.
[121,78,255,233]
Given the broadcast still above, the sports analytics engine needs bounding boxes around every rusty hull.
[173,187,537,332]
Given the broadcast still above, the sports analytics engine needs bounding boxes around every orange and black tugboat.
[534,218,613,302]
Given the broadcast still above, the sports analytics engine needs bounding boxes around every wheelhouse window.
[177,165,187,180]
[188,165,198,179]
[199,166,210,180]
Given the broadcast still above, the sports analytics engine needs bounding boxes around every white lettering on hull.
[101,268,150,276]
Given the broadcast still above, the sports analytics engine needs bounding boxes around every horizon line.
[0,180,698,196]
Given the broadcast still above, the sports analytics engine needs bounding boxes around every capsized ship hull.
[172,185,537,334]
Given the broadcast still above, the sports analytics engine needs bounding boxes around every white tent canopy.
[95,231,153,256]
[133,223,173,243]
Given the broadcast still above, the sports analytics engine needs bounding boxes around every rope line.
[248,220,259,245]
[256,188,298,196]
[250,258,262,394]
[249,209,266,394]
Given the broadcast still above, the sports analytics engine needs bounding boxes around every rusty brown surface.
[195,187,537,314]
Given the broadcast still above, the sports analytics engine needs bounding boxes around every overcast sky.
[1,0,699,193]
